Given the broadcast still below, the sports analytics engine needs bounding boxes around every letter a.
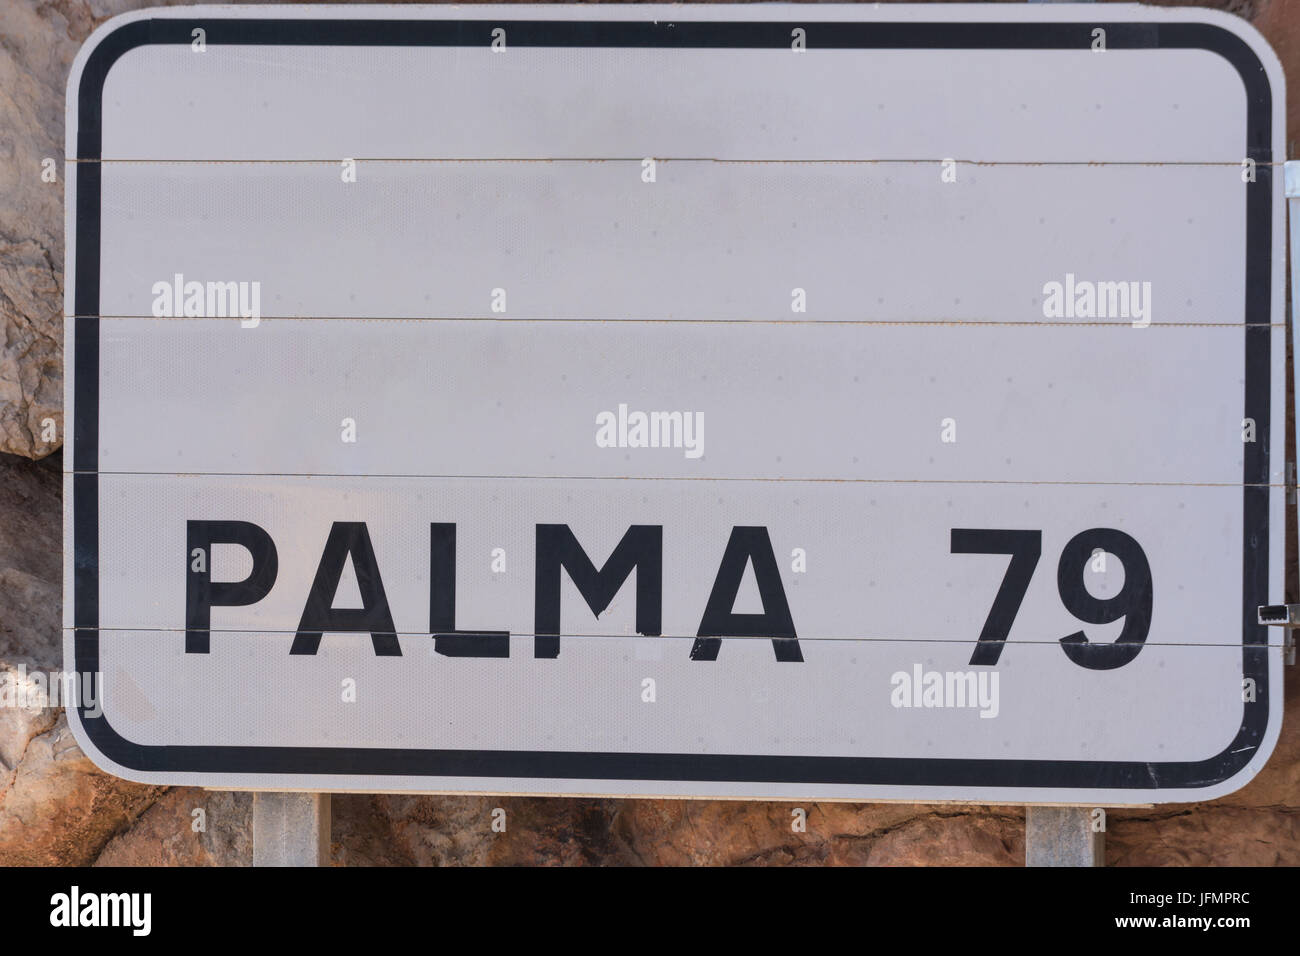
[692,527,802,662]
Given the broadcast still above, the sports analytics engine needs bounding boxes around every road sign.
[65,4,1287,803]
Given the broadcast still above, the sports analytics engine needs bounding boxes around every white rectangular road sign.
[65,4,1288,803]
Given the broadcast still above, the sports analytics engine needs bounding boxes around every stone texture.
[94,788,252,866]
[1252,0,1300,153]
[611,800,1023,866]
[0,711,161,865]
[329,795,1024,866]
[0,659,59,777]
[1106,808,1300,866]
[0,0,73,460]
[331,794,580,867]
[0,451,60,667]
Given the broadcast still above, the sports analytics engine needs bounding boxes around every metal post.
[1025,806,1104,866]
[253,793,331,866]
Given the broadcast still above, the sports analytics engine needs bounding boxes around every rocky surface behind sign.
[1,0,1298,866]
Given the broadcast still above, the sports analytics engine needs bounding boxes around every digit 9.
[1056,528,1153,670]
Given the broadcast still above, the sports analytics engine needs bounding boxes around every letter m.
[1097,281,1129,319]
[101,894,129,926]
[206,280,239,318]
[534,525,662,658]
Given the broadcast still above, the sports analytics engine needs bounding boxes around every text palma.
[186,521,802,661]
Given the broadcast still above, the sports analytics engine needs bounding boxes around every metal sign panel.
[65,4,1287,803]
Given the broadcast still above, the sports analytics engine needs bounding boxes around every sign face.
[66,4,1287,803]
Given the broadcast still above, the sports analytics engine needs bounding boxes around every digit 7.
[951,529,1041,666]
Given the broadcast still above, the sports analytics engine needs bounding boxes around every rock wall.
[1,0,1296,865]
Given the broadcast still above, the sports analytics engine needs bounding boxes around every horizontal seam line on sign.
[64,157,1289,167]
[75,316,1278,328]
[65,626,1287,648]
[66,472,1280,486]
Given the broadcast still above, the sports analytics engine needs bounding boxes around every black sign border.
[72,15,1276,793]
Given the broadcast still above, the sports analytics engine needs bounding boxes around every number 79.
[951,528,1152,670]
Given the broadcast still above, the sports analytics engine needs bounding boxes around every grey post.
[253,793,332,866]
[1025,806,1104,866]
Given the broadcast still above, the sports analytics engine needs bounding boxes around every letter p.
[186,520,278,653]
